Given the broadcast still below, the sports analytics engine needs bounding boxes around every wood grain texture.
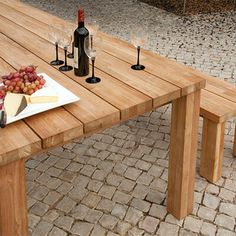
[192,69,236,103]
[0,159,28,236]
[0,33,120,134]
[0,120,41,167]
[25,108,83,148]
[200,90,236,123]
[0,15,153,121]
[168,90,201,219]
[200,118,225,183]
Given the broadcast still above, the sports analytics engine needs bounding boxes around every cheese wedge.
[4,93,27,116]
[29,87,58,104]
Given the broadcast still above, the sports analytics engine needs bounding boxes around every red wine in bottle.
[74,8,89,76]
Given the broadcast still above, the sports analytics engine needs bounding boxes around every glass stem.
[64,47,68,66]
[92,58,95,78]
[137,46,141,66]
[72,41,74,55]
[55,42,59,61]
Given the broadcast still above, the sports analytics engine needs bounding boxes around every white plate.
[5,73,80,124]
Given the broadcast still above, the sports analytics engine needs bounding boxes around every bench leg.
[200,118,225,183]
[168,90,200,220]
[0,159,28,236]
[233,125,236,157]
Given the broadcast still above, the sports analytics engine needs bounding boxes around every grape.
[1,64,45,95]
[0,86,6,99]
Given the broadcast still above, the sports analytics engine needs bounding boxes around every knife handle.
[0,110,7,128]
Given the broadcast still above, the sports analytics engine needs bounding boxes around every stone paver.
[32,221,53,236]
[55,196,76,214]
[149,204,167,219]
[54,215,74,231]
[117,221,132,235]
[157,222,179,236]
[99,214,119,230]
[215,214,235,230]
[138,216,159,234]
[21,0,236,235]
[111,203,128,220]
[49,226,67,236]
[197,205,217,222]
[124,207,143,225]
[184,216,203,233]
[219,202,236,217]
[200,222,217,236]
[70,222,94,236]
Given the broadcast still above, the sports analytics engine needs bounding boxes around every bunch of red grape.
[1,65,46,95]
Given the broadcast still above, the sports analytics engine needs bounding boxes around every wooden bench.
[198,74,236,183]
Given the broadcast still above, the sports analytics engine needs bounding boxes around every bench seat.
[199,77,236,183]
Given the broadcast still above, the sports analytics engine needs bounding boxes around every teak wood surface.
[0,0,206,235]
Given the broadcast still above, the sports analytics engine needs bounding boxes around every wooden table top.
[0,0,205,167]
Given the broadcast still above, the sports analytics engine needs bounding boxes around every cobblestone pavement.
[22,0,236,235]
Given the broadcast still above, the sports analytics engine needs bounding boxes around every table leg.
[167,90,200,220]
[200,119,225,183]
[0,159,28,236]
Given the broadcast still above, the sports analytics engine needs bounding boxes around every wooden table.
[0,0,206,235]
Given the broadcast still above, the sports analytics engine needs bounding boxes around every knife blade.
[0,86,7,128]
[15,95,28,116]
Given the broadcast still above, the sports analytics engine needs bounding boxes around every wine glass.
[86,19,99,37]
[130,26,148,70]
[67,23,77,59]
[48,26,64,66]
[58,32,73,71]
[84,35,102,84]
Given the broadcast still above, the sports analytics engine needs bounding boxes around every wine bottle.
[74,8,89,76]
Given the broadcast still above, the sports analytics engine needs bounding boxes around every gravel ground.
[21,0,236,235]
[139,0,236,14]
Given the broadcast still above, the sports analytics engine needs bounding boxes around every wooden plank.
[0,159,28,236]
[0,33,120,134]
[192,69,236,103]
[168,90,200,219]
[0,2,205,97]
[200,90,236,123]
[200,118,225,183]
[25,108,83,148]
[0,120,41,166]
[0,59,84,149]
[0,16,154,121]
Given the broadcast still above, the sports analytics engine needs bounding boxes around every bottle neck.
[78,9,85,28]
[78,21,85,28]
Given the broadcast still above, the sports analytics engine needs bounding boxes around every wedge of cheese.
[29,87,58,104]
[4,93,27,116]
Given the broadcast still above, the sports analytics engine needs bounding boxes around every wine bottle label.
[74,47,78,69]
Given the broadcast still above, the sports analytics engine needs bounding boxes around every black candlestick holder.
[50,42,64,66]
[86,58,101,84]
[131,46,145,70]
[67,41,74,59]
[59,46,73,71]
